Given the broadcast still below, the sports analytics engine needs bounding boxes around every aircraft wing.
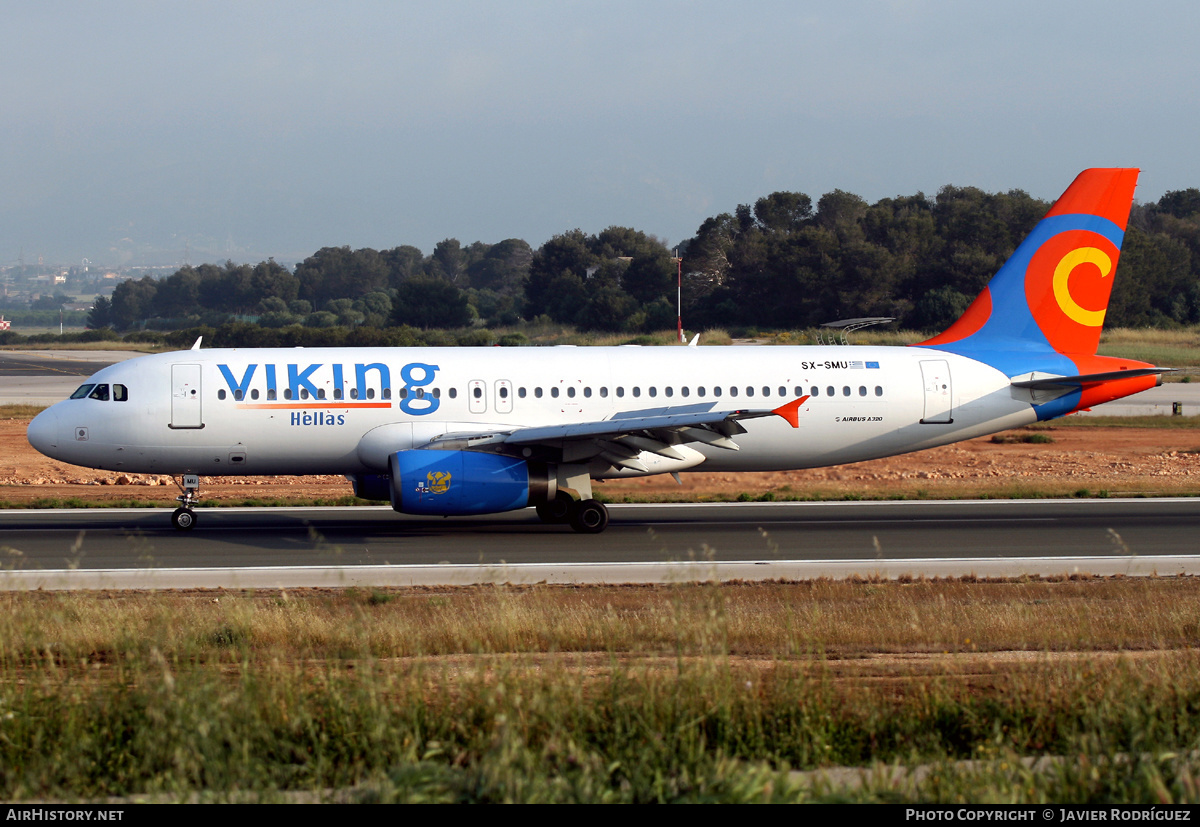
[422,397,808,469]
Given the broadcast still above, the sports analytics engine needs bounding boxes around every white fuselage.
[27,345,1041,478]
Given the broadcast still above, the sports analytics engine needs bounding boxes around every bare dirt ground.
[2,417,1199,505]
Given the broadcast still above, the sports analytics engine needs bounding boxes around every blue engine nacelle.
[387,450,556,516]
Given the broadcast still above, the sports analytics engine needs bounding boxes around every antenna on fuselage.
[190,336,203,350]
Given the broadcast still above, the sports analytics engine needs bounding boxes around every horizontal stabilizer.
[1010,368,1174,391]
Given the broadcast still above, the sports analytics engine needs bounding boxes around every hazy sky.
[6,0,1200,267]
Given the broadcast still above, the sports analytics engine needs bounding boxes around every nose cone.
[27,407,60,458]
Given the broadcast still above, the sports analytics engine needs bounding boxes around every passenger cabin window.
[811,387,819,397]
[519,388,527,398]
[234,389,244,401]
[698,386,706,397]
[218,389,226,400]
[551,387,559,398]
[449,388,458,399]
[858,386,867,397]
[535,388,543,398]
[648,387,657,398]
[567,387,575,398]
[875,386,883,396]
[842,386,851,396]
[729,387,738,397]
[267,389,277,401]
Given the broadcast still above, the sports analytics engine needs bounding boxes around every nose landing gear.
[171,474,201,530]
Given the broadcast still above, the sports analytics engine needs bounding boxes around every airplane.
[26,168,1169,533]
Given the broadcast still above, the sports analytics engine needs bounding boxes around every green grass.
[1043,415,1200,428]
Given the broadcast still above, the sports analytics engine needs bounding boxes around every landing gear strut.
[171,474,201,530]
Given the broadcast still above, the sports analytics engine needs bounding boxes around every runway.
[2,499,1198,589]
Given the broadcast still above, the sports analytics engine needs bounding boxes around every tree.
[87,296,112,329]
[1159,189,1200,219]
[753,192,813,233]
[526,230,598,319]
[621,251,675,305]
[392,277,473,329]
[430,239,467,283]
[109,276,158,330]
[381,245,425,287]
[467,238,533,294]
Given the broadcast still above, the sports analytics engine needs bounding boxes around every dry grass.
[4,578,1198,665]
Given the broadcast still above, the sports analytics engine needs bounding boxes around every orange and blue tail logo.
[917,169,1156,417]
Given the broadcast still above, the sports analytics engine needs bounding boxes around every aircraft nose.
[27,407,60,457]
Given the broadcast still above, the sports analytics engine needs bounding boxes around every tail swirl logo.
[1052,247,1112,327]
[1025,228,1122,355]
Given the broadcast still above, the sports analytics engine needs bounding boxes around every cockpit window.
[70,384,95,399]
[88,384,110,401]
[114,384,128,402]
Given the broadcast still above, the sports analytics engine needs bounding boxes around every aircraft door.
[170,364,204,429]
[919,360,953,424]
[495,380,513,414]
[468,380,487,414]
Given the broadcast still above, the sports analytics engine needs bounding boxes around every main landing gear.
[171,474,201,530]
[535,491,609,534]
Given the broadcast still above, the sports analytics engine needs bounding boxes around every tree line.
[87,184,1200,336]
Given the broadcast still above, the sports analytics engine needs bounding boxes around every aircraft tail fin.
[915,169,1164,419]
[917,168,1139,358]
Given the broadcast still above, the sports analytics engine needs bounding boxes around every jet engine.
[386,449,556,516]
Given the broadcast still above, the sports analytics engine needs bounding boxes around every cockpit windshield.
[68,383,128,401]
